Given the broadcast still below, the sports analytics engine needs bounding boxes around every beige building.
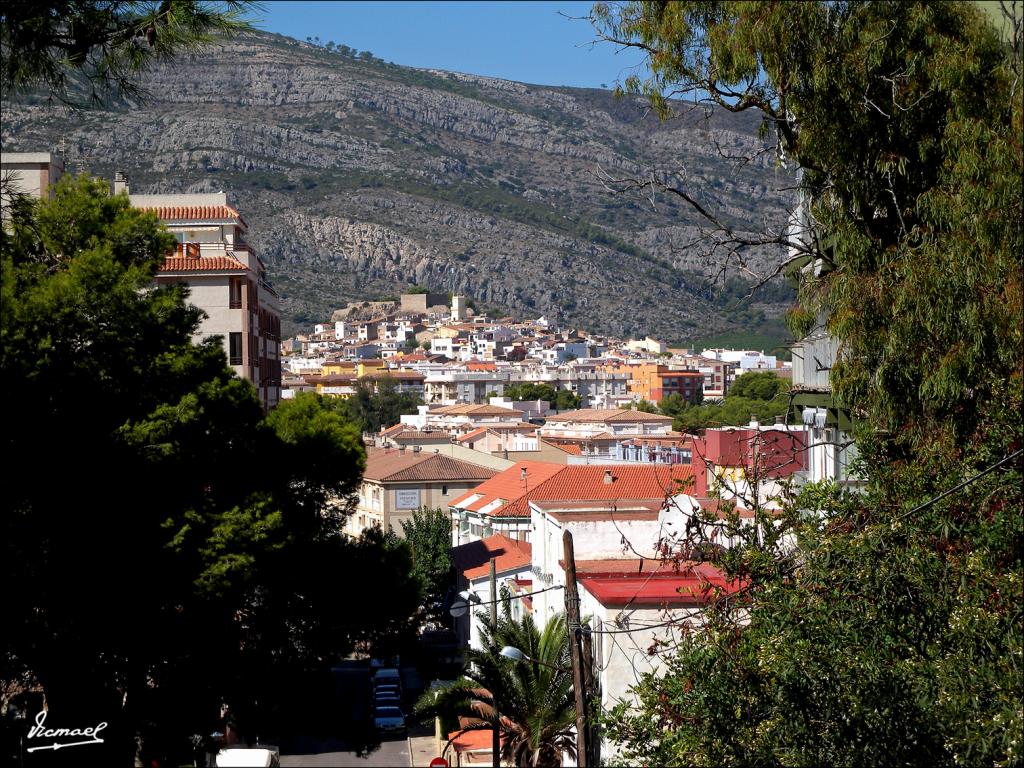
[347,447,498,537]
[1,151,64,216]
[1,150,64,222]
[130,191,282,411]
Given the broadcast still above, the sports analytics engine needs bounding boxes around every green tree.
[728,371,785,401]
[400,507,454,617]
[505,382,557,403]
[633,398,658,413]
[594,2,1023,765]
[416,609,577,767]
[506,382,581,411]
[658,392,688,418]
[553,388,581,411]
[0,177,412,763]
[332,377,424,433]
[1,1,255,107]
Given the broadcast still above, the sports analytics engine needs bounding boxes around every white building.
[451,534,533,652]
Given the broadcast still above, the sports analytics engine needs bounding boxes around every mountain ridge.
[1,29,796,342]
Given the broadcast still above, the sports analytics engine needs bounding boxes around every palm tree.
[415,607,577,767]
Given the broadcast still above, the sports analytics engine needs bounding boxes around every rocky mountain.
[2,30,797,341]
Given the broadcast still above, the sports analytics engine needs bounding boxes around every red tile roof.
[580,575,739,606]
[447,727,505,755]
[544,408,673,424]
[139,204,244,223]
[449,463,695,518]
[432,404,523,417]
[578,561,740,606]
[530,499,663,520]
[457,427,489,443]
[158,255,247,273]
[363,370,426,381]
[540,439,580,455]
[452,534,532,581]
[363,449,497,483]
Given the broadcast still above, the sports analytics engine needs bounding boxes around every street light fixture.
[499,645,568,672]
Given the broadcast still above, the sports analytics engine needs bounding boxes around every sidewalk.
[407,725,440,768]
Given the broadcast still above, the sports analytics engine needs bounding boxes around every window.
[229,277,243,309]
[442,485,449,496]
[229,332,243,365]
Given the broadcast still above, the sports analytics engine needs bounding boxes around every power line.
[895,448,1022,521]
[461,583,564,608]
[587,616,692,635]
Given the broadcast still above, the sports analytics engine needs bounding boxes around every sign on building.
[395,489,422,509]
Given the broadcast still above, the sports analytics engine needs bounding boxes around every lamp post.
[499,646,567,672]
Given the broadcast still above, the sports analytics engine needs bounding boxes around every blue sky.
[250,1,648,89]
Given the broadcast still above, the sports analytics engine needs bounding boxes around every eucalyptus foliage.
[592,2,1022,765]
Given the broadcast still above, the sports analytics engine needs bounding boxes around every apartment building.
[131,191,281,410]
[628,363,704,404]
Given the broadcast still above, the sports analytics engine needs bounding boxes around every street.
[277,660,418,767]
[279,735,409,767]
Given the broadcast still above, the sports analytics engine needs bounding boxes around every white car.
[373,706,406,735]
[215,746,280,767]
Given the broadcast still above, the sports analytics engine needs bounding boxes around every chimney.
[603,469,614,485]
[412,444,422,453]
[398,444,406,451]
[775,414,786,425]
[750,415,760,428]
[111,170,129,196]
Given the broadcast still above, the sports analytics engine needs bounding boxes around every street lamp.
[499,645,567,672]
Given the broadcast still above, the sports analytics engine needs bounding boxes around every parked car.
[373,668,401,686]
[373,682,401,697]
[373,706,406,735]
[374,692,402,708]
[370,655,400,669]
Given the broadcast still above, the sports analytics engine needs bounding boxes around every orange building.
[628,364,704,404]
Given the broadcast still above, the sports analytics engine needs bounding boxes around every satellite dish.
[450,600,468,618]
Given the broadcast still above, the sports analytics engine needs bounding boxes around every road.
[277,660,418,767]
[279,735,409,767]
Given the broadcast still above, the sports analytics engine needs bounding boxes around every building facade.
[131,191,282,411]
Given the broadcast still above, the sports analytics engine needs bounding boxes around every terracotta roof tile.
[140,204,244,223]
[431,404,522,417]
[544,441,583,455]
[575,561,741,606]
[452,534,532,581]
[449,463,694,518]
[363,370,426,380]
[363,449,497,483]
[159,255,247,273]
[544,408,673,424]
[457,427,489,443]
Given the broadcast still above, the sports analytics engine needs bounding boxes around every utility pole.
[490,557,500,768]
[580,620,598,767]
[563,529,589,767]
